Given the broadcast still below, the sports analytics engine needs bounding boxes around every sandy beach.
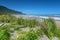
[55,20,60,28]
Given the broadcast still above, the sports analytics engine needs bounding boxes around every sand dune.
[55,20,60,28]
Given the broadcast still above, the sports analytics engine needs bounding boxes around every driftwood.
[0,23,4,27]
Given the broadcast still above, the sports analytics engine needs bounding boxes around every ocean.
[13,14,60,21]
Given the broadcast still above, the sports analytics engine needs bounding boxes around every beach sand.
[55,20,60,28]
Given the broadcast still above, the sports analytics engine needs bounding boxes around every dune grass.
[0,14,60,40]
[0,25,10,40]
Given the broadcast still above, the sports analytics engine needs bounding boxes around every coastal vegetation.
[0,13,60,40]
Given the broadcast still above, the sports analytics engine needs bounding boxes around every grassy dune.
[0,14,60,40]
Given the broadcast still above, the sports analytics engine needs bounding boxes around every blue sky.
[0,0,60,15]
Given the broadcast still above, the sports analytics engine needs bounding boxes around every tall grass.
[40,18,60,40]
[18,29,38,40]
[0,25,10,40]
[0,14,60,40]
[17,17,39,27]
[0,15,17,23]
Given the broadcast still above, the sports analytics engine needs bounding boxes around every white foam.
[14,15,60,20]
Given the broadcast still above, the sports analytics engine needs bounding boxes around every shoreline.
[13,15,60,21]
[13,15,60,28]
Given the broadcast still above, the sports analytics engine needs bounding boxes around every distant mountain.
[0,6,24,15]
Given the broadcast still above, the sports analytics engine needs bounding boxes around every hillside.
[0,6,24,15]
